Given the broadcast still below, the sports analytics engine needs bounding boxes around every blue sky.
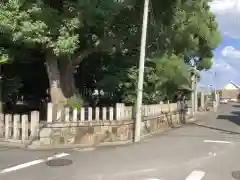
[198,0,240,90]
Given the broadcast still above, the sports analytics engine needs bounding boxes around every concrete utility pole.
[191,66,196,116]
[134,0,150,142]
[195,83,198,112]
[0,65,2,113]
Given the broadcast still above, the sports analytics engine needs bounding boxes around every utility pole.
[134,0,150,142]
[0,65,2,113]
[194,75,198,112]
[191,66,196,116]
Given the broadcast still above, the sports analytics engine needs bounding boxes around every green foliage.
[0,0,81,58]
[2,76,23,102]
[66,92,83,109]
[0,0,221,105]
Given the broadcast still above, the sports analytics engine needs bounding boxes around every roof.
[224,83,238,90]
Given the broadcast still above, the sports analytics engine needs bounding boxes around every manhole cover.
[232,171,240,179]
[46,159,73,167]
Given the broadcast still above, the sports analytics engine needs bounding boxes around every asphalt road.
[1,103,240,180]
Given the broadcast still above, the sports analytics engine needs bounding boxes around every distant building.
[221,82,240,99]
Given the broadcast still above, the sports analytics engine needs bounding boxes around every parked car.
[229,98,237,102]
[220,99,228,104]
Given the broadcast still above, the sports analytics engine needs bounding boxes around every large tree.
[0,0,220,106]
[0,0,126,105]
[82,0,221,104]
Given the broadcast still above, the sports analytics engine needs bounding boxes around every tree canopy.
[0,0,221,107]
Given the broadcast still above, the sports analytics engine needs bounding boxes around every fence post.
[95,107,100,121]
[88,107,92,121]
[0,114,4,137]
[47,103,53,123]
[13,114,20,140]
[72,108,78,122]
[4,114,11,140]
[116,103,124,120]
[80,107,85,123]
[65,107,70,122]
[30,111,40,138]
[109,107,114,121]
[102,107,107,120]
[39,103,53,145]
[21,115,28,143]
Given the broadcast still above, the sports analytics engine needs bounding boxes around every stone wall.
[0,102,190,148]
[36,110,182,147]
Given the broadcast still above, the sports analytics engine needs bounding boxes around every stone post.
[13,114,20,140]
[109,107,114,121]
[88,107,92,121]
[4,114,11,140]
[95,107,100,121]
[116,103,124,120]
[39,103,53,145]
[30,111,39,138]
[0,114,4,137]
[72,108,78,122]
[64,107,70,122]
[80,107,85,122]
[21,115,28,143]
[102,107,107,120]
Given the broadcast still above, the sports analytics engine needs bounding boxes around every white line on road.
[185,170,205,180]
[0,152,70,174]
[204,140,232,144]
[73,147,95,152]
[208,152,217,157]
[112,168,157,176]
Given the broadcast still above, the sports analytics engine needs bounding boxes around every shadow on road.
[217,111,240,126]
[232,104,240,108]
[191,123,240,135]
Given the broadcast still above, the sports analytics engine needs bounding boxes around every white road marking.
[0,152,70,174]
[113,168,157,176]
[0,147,9,151]
[208,152,217,157]
[73,147,95,152]
[185,170,205,180]
[204,140,232,144]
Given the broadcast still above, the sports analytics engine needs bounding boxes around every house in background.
[221,81,240,100]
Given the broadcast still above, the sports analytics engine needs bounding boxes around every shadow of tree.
[184,110,240,135]
[217,111,240,126]
[191,123,240,135]
[232,105,240,108]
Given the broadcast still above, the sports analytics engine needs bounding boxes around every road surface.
[1,103,240,180]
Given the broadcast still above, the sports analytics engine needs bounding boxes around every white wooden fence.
[0,102,179,143]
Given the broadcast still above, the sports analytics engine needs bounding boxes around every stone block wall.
[36,110,182,147]
[0,102,186,148]
[40,121,134,147]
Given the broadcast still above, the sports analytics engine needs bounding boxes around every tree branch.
[73,47,99,66]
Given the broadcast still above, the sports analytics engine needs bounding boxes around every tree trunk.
[45,56,77,105]
[45,47,97,107]
[58,58,76,99]
[45,57,67,105]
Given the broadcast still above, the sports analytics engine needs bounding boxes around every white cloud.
[199,1,240,89]
[209,0,240,39]
[199,54,240,89]
[221,46,240,58]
